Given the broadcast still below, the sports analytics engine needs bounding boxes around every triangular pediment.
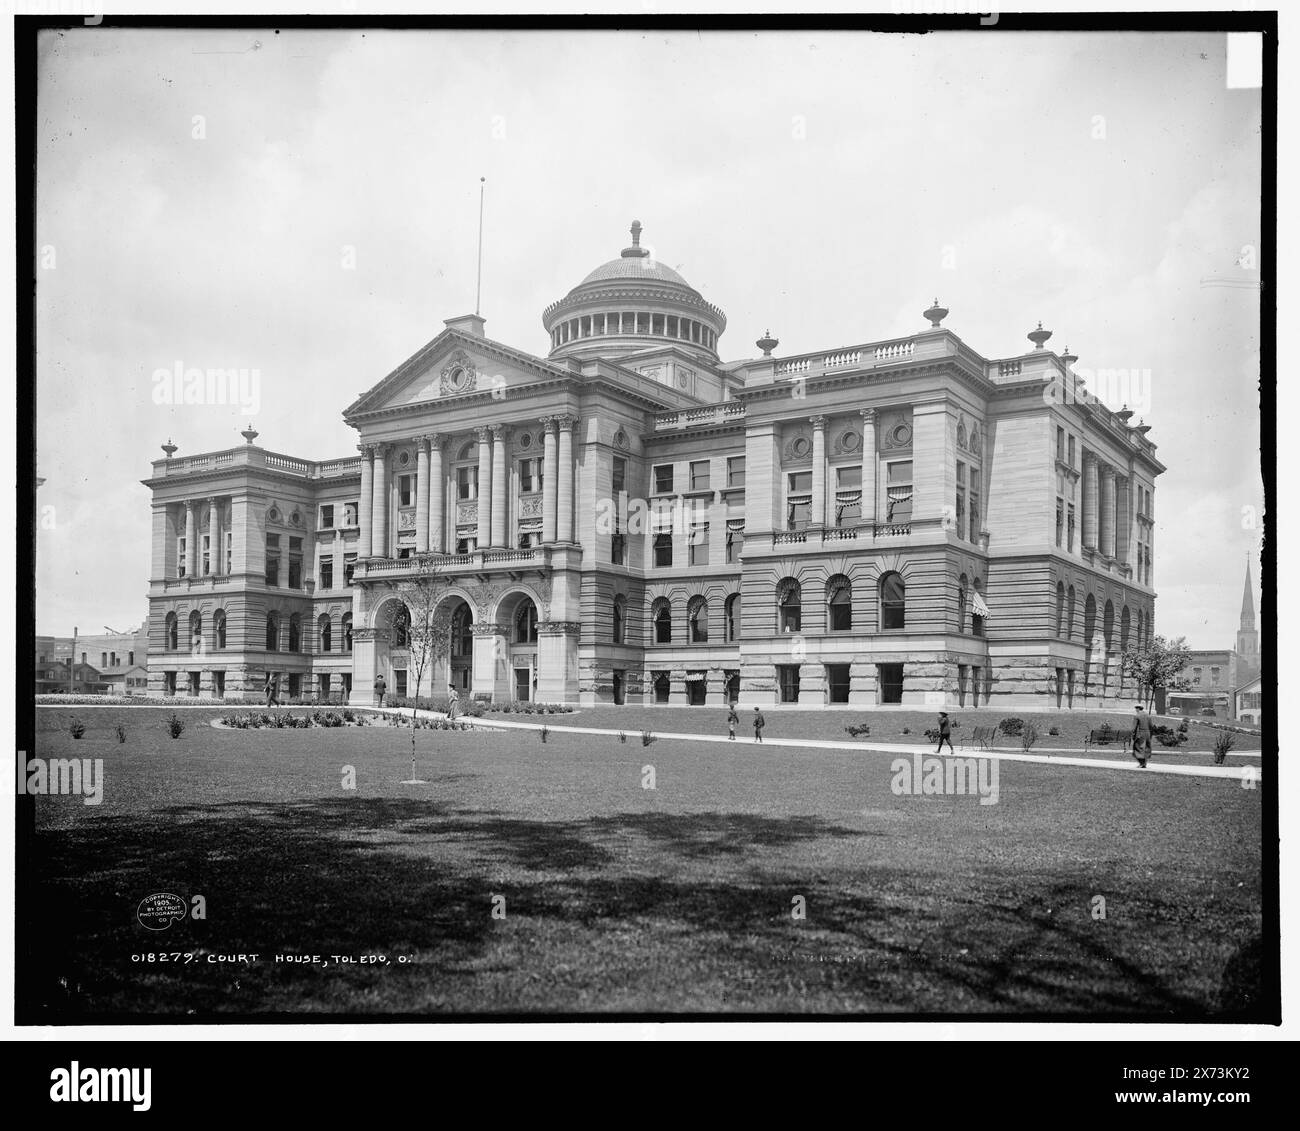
[344,329,569,419]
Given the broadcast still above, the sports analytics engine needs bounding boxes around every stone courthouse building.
[144,221,1164,708]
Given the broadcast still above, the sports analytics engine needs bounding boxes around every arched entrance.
[447,599,474,695]
[372,597,411,700]
[497,592,540,703]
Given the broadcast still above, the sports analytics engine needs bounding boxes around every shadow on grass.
[27,797,1262,1019]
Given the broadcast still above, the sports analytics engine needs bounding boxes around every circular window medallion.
[841,430,860,452]
[290,511,301,526]
[518,432,532,450]
[613,428,629,450]
[267,507,280,522]
[791,436,811,459]
[891,423,913,447]
[398,450,410,467]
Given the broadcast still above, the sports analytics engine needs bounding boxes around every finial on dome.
[756,329,779,357]
[923,298,949,328]
[1060,345,1078,366]
[621,219,649,259]
[161,438,178,458]
[241,423,260,445]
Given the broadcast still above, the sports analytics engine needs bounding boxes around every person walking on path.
[935,711,954,754]
[753,707,765,743]
[264,673,279,708]
[1131,703,1152,768]
[375,674,387,709]
[727,705,738,740]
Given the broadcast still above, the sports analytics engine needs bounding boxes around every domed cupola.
[543,221,727,364]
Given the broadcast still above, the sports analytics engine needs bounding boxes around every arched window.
[957,574,969,634]
[266,612,280,652]
[389,604,410,649]
[1136,608,1145,650]
[612,595,626,644]
[319,614,332,653]
[1120,605,1131,654]
[880,571,906,630]
[189,610,202,651]
[777,578,801,632]
[165,611,178,651]
[827,574,852,631]
[688,595,709,643]
[214,609,227,650]
[1067,586,1077,641]
[1055,582,1065,638]
[971,579,985,637]
[1084,594,1098,655]
[288,614,302,653]
[457,441,475,462]
[515,600,538,644]
[342,613,353,653]
[451,603,472,658]
[724,593,740,643]
[652,597,672,644]
[1103,599,1115,652]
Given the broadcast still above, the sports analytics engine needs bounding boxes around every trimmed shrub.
[1213,731,1235,765]
[1048,726,1060,736]
[166,714,185,739]
[998,717,1025,737]
[1021,723,1039,751]
[68,716,86,739]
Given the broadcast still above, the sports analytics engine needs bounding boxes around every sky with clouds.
[35,27,1263,646]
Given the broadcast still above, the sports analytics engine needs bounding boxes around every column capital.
[859,407,877,422]
[475,425,493,443]
[556,414,579,431]
[1082,450,1098,468]
[1099,463,1116,480]
[357,442,374,457]
[1113,472,1129,486]
[373,442,391,458]
[426,432,444,450]
[490,423,510,440]
[206,495,219,506]
[538,414,557,427]
[809,415,827,429]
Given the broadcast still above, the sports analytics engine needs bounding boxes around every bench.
[1084,728,1131,754]
[966,725,997,751]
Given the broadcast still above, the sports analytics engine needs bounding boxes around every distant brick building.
[143,221,1164,708]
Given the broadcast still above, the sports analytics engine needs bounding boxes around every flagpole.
[475,177,485,316]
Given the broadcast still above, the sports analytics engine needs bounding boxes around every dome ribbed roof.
[579,257,691,287]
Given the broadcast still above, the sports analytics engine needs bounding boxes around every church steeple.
[1240,557,1255,632]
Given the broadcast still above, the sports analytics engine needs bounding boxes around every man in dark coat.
[753,707,765,743]
[1132,704,1152,768]
[375,674,387,708]
[935,711,954,754]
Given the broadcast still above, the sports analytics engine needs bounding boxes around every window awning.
[726,519,746,532]
[972,592,990,617]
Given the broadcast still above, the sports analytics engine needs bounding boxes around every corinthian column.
[557,415,577,544]
[207,496,220,575]
[476,427,492,548]
[1082,452,1099,550]
[1100,464,1116,559]
[357,445,373,558]
[860,409,877,528]
[415,436,430,554]
[428,434,445,553]
[491,424,508,548]
[810,416,827,527]
[184,500,198,577]
[540,416,558,544]
[372,443,389,557]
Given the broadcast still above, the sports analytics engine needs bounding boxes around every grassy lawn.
[28,706,1264,1018]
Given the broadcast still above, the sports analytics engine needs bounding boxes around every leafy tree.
[393,560,454,756]
[1121,634,1192,712]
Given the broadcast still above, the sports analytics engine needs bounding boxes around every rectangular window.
[836,464,862,526]
[612,456,626,496]
[344,553,357,586]
[394,670,408,698]
[343,502,358,526]
[689,523,709,566]
[787,470,812,530]
[1067,503,1076,551]
[320,557,333,590]
[777,664,801,704]
[726,525,744,563]
[689,460,710,491]
[727,456,746,488]
[1056,498,1064,546]
[654,464,675,494]
[1068,435,1076,468]
[826,664,850,704]
[320,504,334,529]
[885,461,913,525]
[654,532,673,567]
[519,458,542,494]
[398,475,413,508]
[457,465,478,501]
[265,534,280,587]
[1056,426,1065,462]
[969,480,980,543]
[518,529,542,549]
[878,663,904,704]
[202,534,212,576]
[397,546,413,560]
[288,536,303,589]
[956,461,967,537]
[225,531,232,574]
[177,537,187,578]
[611,531,626,565]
